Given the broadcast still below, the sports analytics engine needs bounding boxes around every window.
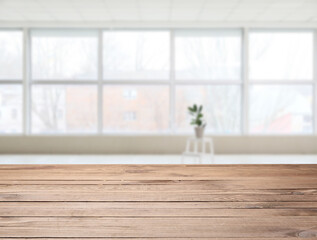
[103,86,169,132]
[249,85,313,134]
[249,30,314,135]
[123,89,137,100]
[30,30,99,134]
[175,30,242,81]
[57,109,64,120]
[123,112,137,121]
[0,30,23,134]
[0,85,22,134]
[249,31,313,81]
[0,31,23,80]
[11,108,18,120]
[174,30,242,134]
[102,31,170,133]
[175,85,241,134]
[31,30,98,80]
[32,85,97,134]
[103,31,170,80]
[1,28,317,136]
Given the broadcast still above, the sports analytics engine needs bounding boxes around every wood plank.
[2,239,317,240]
[1,178,317,189]
[0,217,316,238]
[0,165,316,180]
[1,202,316,217]
[1,201,317,209]
[1,191,317,201]
[1,184,316,194]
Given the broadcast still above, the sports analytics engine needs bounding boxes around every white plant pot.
[195,126,205,139]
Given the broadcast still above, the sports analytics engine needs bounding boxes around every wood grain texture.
[0,164,316,239]
[3,239,317,240]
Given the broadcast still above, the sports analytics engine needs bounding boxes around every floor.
[0,154,317,164]
[0,164,316,239]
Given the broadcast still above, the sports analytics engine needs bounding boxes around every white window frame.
[28,28,100,135]
[0,27,315,136]
[0,28,24,135]
[248,29,316,136]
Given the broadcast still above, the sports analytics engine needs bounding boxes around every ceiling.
[0,0,316,25]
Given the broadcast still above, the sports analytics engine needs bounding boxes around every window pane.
[0,31,23,80]
[32,85,97,133]
[103,31,170,80]
[32,30,98,80]
[249,85,313,134]
[0,85,22,134]
[175,85,241,134]
[249,31,313,80]
[175,30,241,81]
[103,85,169,132]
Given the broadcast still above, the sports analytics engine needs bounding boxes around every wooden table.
[0,164,316,239]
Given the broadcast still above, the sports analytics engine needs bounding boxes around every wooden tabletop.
[0,164,316,239]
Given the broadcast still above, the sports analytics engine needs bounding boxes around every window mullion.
[242,27,249,135]
[170,29,175,133]
[23,27,31,135]
[312,29,317,135]
[98,29,103,135]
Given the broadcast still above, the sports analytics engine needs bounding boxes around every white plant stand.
[182,137,214,164]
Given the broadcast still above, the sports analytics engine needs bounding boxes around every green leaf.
[188,104,205,126]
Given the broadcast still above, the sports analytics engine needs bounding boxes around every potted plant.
[188,104,206,138]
